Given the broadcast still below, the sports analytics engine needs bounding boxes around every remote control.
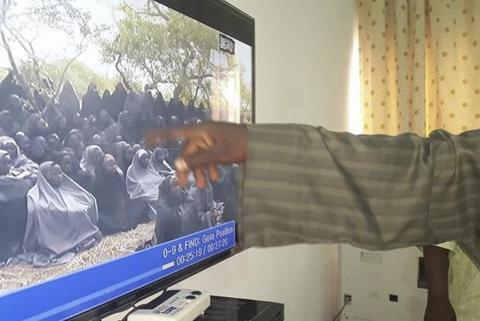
[127,289,210,321]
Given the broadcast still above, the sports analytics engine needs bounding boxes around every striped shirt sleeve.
[238,124,480,269]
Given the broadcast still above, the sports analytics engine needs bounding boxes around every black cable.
[119,288,167,321]
[120,303,148,321]
[332,303,347,321]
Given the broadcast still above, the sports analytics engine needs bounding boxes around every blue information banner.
[0,221,236,321]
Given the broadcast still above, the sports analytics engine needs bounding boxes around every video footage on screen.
[0,0,252,293]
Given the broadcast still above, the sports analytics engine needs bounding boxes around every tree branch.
[3,23,43,86]
[0,26,35,104]
[188,74,214,80]
[115,54,132,91]
[52,36,88,101]
[148,0,169,20]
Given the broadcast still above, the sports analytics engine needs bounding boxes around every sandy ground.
[0,221,155,294]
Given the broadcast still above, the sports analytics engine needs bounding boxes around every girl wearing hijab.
[81,83,102,117]
[126,149,164,203]
[101,90,111,114]
[58,152,81,184]
[81,117,96,143]
[79,145,104,176]
[0,110,20,136]
[153,175,185,244]
[96,110,114,132]
[155,115,167,131]
[22,113,50,138]
[58,81,80,122]
[62,129,85,161]
[213,164,239,223]
[91,134,108,152]
[108,82,127,120]
[90,154,130,234]
[23,162,100,261]
[30,136,48,164]
[154,91,167,117]
[189,177,216,228]
[132,144,142,153]
[0,151,33,263]
[101,111,137,144]
[46,133,61,161]
[14,131,32,157]
[0,136,38,178]
[111,141,130,174]
[124,91,145,119]
[78,145,104,189]
[125,149,162,226]
[150,147,174,176]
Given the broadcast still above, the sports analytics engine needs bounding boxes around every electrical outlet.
[344,294,352,305]
[389,294,398,302]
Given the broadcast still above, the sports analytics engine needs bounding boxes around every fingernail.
[175,158,189,172]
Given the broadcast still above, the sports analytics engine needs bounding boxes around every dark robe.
[189,181,216,228]
[90,166,129,234]
[22,114,50,139]
[212,165,239,222]
[124,92,145,123]
[154,92,167,117]
[0,72,27,107]
[81,85,102,117]
[101,122,137,144]
[0,111,20,136]
[29,136,48,164]
[43,103,65,134]
[185,102,197,121]
[108,83,127,120]
[58,81,81,122]
[179,196,204,236]
[0,175,34,263]
[23,162,100,260]
[101,90,111,114]
[165,100,177,122]
[153,180,184,244]
[112,141,130,174]
[34,89,46,110]
[96,111,114,133]
[137,92,156,132]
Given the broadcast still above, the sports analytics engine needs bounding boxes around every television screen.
[0,0,253,319]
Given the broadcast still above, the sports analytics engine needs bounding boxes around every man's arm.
[423,245,456,321]
[240,124,468,250]
[146,123,480,264]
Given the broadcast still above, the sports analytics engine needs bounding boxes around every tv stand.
[140,290,284,321]
[197,296,284,321]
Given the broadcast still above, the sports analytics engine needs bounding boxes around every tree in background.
[100,2,226,105]
[0,0,106,105]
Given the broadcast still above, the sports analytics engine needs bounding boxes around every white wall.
[340,246,427,321]
[177,1,356,321]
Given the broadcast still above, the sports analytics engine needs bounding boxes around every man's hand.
[424,297,456,321]
[145,122,247,188]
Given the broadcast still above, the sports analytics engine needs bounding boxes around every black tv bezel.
[68,0,255,320]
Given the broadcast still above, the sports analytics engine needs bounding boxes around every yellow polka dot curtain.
[359,1,480,318]
[358,0,480,136]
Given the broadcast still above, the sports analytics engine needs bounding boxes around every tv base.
[132,291,284,321]
[127,289,210,321]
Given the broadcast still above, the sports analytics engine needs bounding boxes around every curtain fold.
[359,0,480,136]
[358,1,480,319]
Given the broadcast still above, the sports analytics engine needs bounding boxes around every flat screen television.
[0,0,254,319]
